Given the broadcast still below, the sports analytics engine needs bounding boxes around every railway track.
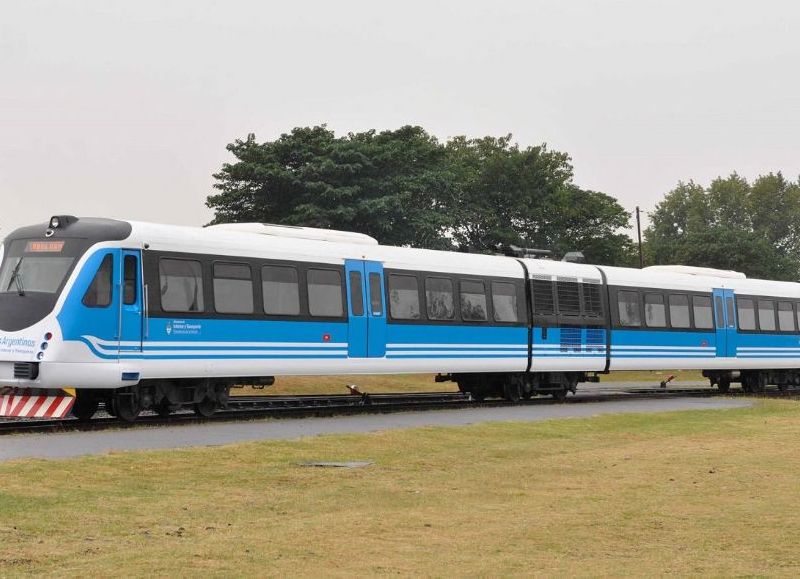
[0,385,796,437]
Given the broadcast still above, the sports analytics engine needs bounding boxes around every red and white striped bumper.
[0,392,75,419]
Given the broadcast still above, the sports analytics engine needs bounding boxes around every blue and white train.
[0,215,798,421]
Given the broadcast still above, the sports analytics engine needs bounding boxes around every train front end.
[0,216,134,418]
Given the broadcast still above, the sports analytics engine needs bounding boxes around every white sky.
[1,0,798,239]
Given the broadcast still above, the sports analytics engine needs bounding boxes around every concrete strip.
[0,397,750,462]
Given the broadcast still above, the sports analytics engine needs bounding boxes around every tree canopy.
[208,125,634,265]
[644,173,800,280]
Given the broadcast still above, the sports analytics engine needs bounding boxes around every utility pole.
[635,206,644,269]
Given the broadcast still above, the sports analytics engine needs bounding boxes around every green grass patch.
[2,400,797,575]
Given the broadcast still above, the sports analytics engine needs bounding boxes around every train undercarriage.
[71,379,235,422]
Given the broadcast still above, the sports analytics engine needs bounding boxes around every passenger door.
[712,288,737,358]
[118,250,143,354]
[344,259,386,358]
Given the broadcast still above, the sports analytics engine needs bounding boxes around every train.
[1,215,799,421]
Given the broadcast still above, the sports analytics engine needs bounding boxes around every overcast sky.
[1,0,798,239]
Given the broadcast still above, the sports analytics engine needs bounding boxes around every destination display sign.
[25,240,65,253]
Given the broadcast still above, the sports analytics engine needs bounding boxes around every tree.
[208,125,635,264]
[208,126,456,249]
[645,173,800,280]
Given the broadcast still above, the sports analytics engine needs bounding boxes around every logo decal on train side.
[0,336,37,356]
[166,320,201,336]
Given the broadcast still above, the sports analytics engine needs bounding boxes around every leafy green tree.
[208,125,635,264]
[645,173,800,280]
[208,126,455,249]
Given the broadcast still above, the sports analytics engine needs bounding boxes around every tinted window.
[758,300,776,331]
[349,271,364,316]
[83,254,113,308]
[726,297,736,328]
[714,296,725,329]
[460,280,488,321]
[388,274,421,320]
[737,298,755,330]
[532,279,554,314]
[262,265,300,315]
[369,273,383,315]
[160,258,204,313]
[492,281,519,322]
[693,296,713,329]
[307,269,343,317]
[617,290,641,327]
[582,283,603,317]
[669,294,691,328]
[123,255,137,305]
[778,301,795,332]
[426,277,454,320]
[213,262,253,314]
[644,293,666,328]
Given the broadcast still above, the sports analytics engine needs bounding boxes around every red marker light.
[44,332,53,341]
[323,334,331,342]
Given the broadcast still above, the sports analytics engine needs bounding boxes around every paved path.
[0,397,750,462]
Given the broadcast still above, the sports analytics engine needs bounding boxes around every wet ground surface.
[0,395,750,462]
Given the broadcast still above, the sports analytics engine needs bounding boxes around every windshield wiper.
[9,257,25,296]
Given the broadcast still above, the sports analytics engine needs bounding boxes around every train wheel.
[112,393,141,423]
[104,398,117,417]
[193,397,217,418]
[71,396,99,421]
[551,387,568,402]
[503,383,521,403]
[154,400,174,418]
[717,379,731,394]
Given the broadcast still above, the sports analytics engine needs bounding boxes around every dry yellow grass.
[1,400,800,575]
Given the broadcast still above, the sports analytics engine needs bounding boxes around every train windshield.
[0,239,76,294]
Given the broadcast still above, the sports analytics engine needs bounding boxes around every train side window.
[123,255,137,305]
[758,299,776,331]
[581,282,603,317]
[668,294,691,328]
[778,301,795,332]
[492,281,519,322]
[262,265,300,315]
[82,254,113,308]
[349,271,364,316]
[617,290,641,327]
[159,258,204,313]
[369,273,383,315]
[307,269,344,317]
[460,280,488,322]
[531,278,554,315]
[388,274,421,320]
[644,293,666,328]
[714,296,725,329]
[557,281,581,316]
[213,262,253,315]
[425,277,454,321]
[693,296,714,329]
[737,298,756,330]
[726,297,736,328]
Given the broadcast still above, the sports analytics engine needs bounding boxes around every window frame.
[158,257,206,314]
[459,278,489,323]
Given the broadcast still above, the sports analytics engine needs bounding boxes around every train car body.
[1,216,799,420]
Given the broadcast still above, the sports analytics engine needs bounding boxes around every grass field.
[234,369,706,396]
[2,400,800,575]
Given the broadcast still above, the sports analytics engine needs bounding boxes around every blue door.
[119,249,143,354]
[712,288,737,358]
[344,260,386,358]
[365,261,387,357]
